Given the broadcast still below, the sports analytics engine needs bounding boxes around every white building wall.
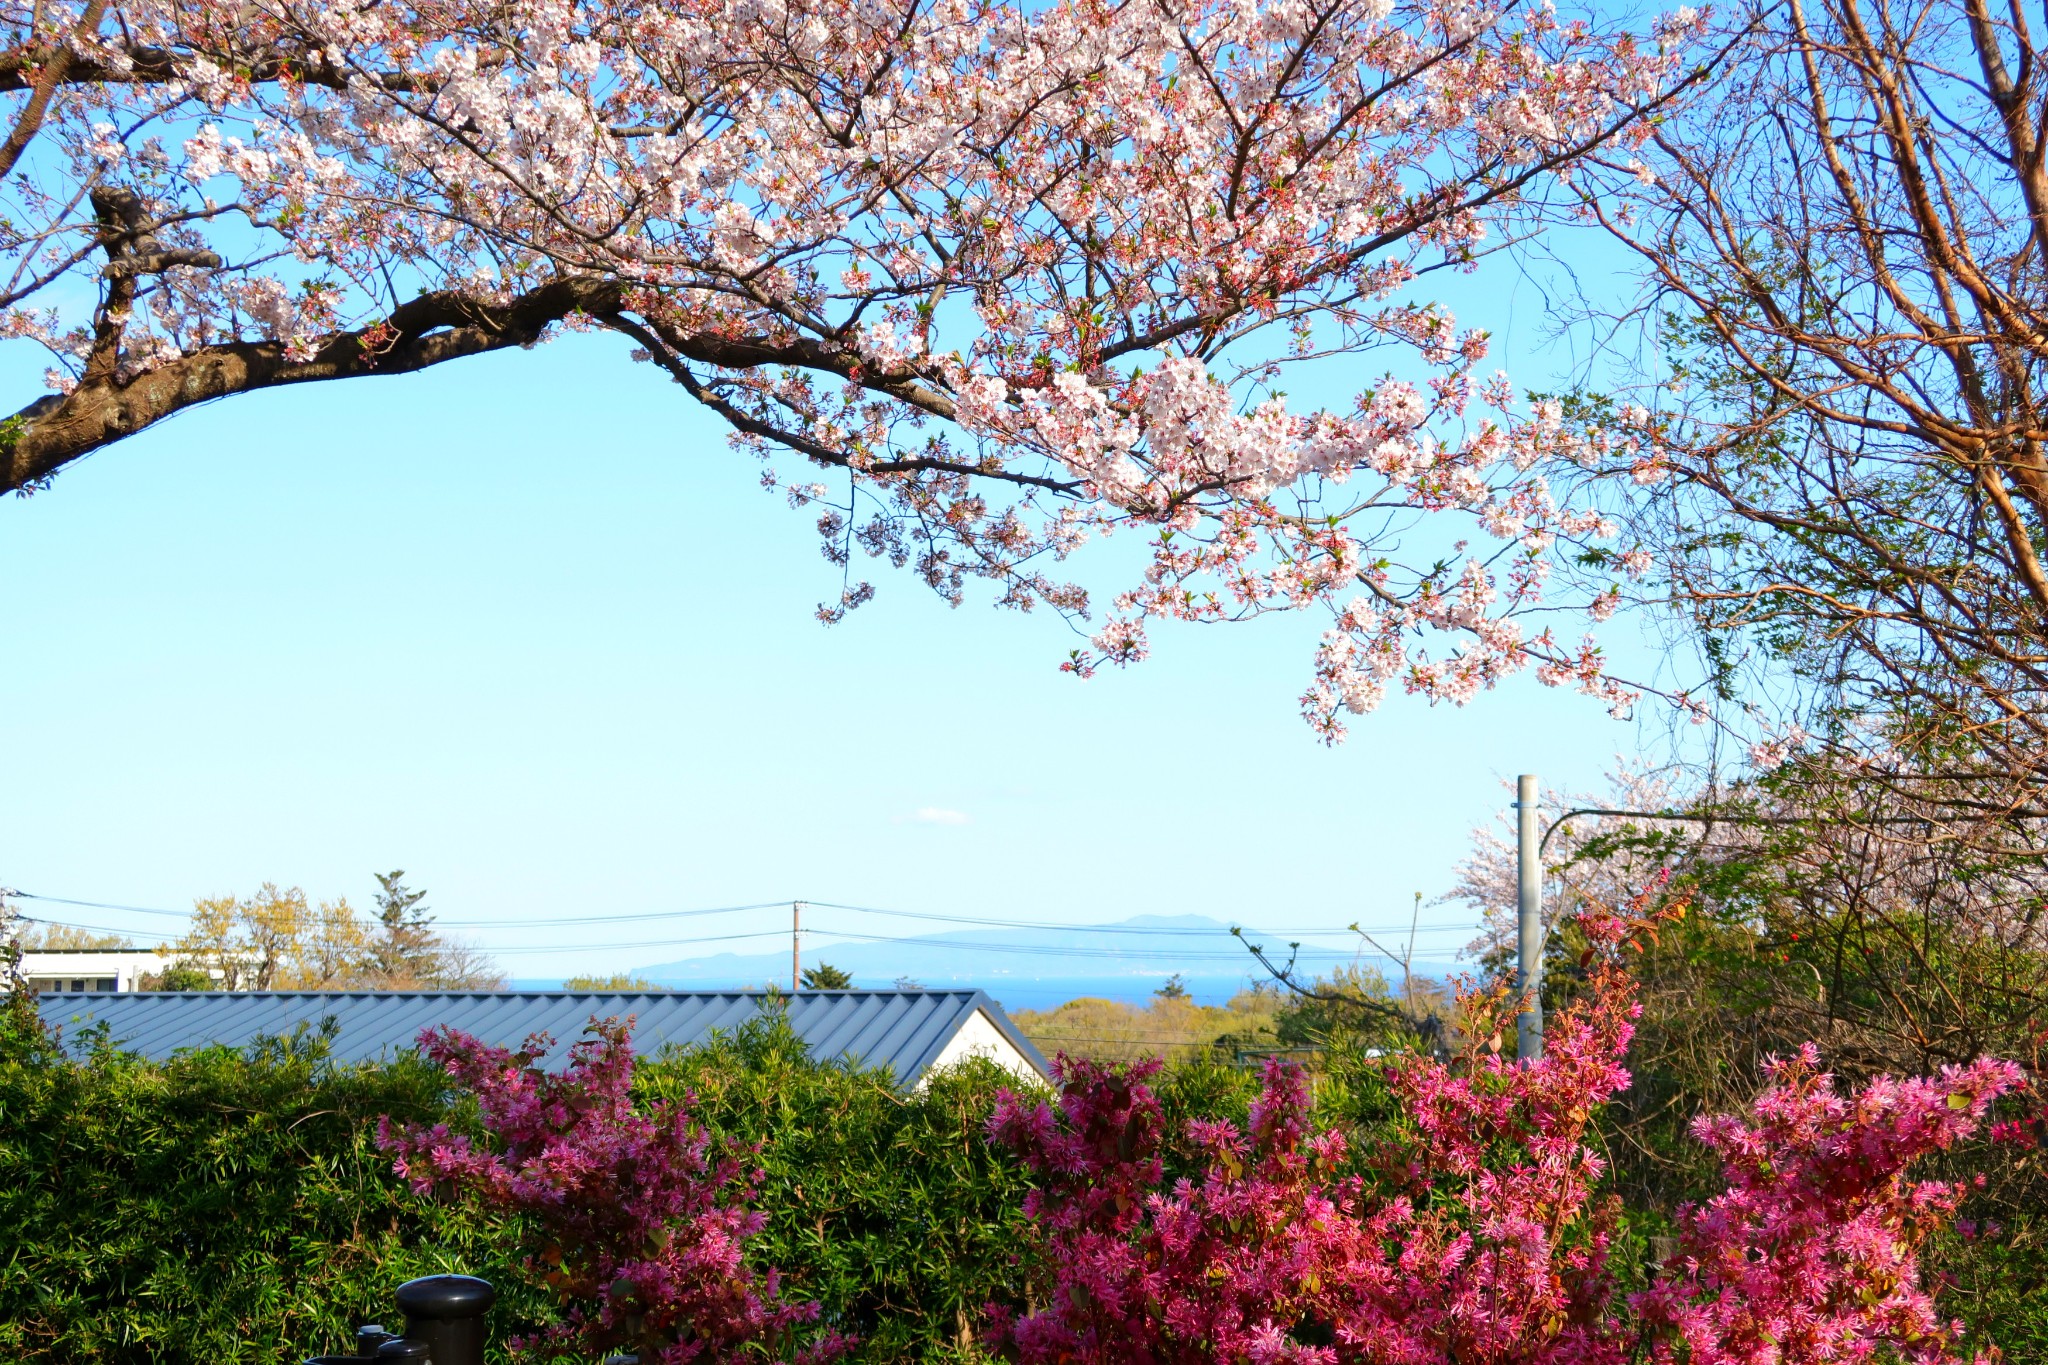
[20,950,211,993]
[919,1008,1051,1090]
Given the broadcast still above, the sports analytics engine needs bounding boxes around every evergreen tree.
[800,963,852,991]
[371,871,435,987]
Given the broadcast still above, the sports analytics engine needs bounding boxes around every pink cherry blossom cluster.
[987,893,2026,1365]
[1440,762,1684,966]
[1,0,1705,738]
[378,1020,848,1365]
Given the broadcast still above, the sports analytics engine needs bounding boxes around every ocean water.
[510,972,1278,1010]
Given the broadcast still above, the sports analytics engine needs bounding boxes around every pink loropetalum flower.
[379,1020,849,1365]
[988,889,2024,1365]
[1634,1047,2024,1365]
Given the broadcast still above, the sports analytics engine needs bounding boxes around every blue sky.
[0,243,1679,987]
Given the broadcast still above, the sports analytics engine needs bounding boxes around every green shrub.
[0,992,543,1363]
[0,989,1042,1365]
[637,1009,1040,1365]
[14,977,2031,1365]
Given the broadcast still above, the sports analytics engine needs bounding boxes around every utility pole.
[791,900,802,992]
[1515,774,1543,1061]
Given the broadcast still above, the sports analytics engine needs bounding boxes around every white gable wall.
[918,1007,1050,1090]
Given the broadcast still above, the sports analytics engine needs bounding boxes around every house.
[33,987,1054,1090]
[19,948,220,994]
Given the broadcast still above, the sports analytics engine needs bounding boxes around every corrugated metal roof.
[35,988,1052,1089]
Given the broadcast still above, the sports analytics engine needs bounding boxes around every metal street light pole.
[1515,774,1543,1061]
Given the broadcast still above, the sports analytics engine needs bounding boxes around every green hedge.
[637,1013,1037,1363]
[0,1009,542,1362]
[7,987,2042,1364]
[0,993,1039,1365]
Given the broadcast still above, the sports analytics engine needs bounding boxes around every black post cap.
[374,1341,431,1364]
[396,1274,495,1365]
[394,1275,497,1320]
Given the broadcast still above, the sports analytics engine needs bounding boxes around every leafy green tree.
[172,884,442,990]
[800,963,853,991]
[147,962,217,992]
[1269,964,1435,1052]
[1153,974,1189,1001]
[1014,989,1279,1065]
[563,973,667,991]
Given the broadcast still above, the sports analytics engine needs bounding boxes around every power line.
[804,900,1403,938]
[15,888,1451,940]
[441,901,789,928]
[15,892,191,918]
[490,929,795,956]
[11,885,1481,967]
[11,890,793,928]
[816,928,1398,962]
[15,916,797,956]
[17,909,1474,964]
[464,930,1399,961]
[14,914,176,942]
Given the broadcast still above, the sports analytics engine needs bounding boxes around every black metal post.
[301,1322,397,1365]
[394,1274,497,1365]
[356,1325,400,1357]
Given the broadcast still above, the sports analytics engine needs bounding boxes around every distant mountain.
[579,914,1454,1005]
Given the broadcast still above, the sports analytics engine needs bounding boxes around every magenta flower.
[989,890,2026,1365]
[380,1019,846,1365]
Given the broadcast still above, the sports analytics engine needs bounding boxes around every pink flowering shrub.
[379,1020,848,1365]
[1636,1046,2019,1364]
[988,897,2025,1365]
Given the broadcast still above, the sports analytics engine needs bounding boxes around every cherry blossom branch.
[4,277,621,492]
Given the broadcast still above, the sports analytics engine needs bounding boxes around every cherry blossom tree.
[1440,761,1682,969]
[0,0,1705,733]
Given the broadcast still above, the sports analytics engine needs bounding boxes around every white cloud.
[909,806,971,826]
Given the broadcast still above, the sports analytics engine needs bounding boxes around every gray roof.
[35,988,1052,1089]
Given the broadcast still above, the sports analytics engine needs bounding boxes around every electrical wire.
[486,930,796,955]
[15,889,1462,940]
[440,901,788,928]
[815,928,1387,962]
[14,914,177,942]
[803,900,1428,938]
[15,916,797,956]
[12,886,1483,966]
[12,891,795,928]
[15,892,190,918]
[18,910,1474,965]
